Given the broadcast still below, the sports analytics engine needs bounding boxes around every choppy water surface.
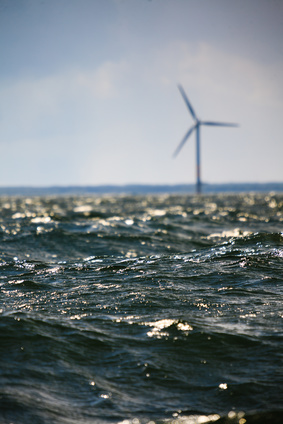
[0,193,282,424]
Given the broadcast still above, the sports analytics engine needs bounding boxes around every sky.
[0,0,282,187]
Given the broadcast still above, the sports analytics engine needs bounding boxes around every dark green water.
[0,193,282,424]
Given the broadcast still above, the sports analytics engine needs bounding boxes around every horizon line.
[0,182,282,195]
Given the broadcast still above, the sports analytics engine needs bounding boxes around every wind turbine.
[173,85,238,194]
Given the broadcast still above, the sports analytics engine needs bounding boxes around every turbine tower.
[173,85,238,194]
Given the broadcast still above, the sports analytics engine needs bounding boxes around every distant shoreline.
[0,183,282,196]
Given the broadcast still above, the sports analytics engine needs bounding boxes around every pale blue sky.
[0,0,282,186]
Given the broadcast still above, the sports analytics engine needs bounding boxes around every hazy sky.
[0,0,282,186]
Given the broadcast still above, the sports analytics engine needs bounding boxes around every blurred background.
[0,0,282,187]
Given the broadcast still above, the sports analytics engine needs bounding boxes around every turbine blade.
[201,121,239,127]
[173,125,196,158]
[178,85,197,121]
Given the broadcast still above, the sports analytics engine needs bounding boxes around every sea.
[0,190,282,424]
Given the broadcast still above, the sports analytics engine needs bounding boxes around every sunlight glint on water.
[0,193,282,424]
